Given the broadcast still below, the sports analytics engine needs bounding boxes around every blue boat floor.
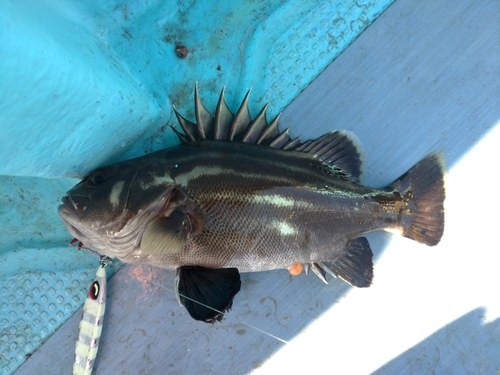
[13,0,500,373]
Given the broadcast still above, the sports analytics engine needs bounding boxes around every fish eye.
[88,170,108,186]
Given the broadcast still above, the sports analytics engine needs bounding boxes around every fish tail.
[390,152,446,246]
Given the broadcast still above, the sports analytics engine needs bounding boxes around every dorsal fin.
[229,90,252,141]
[172,105,198,142]
[171,86,363,180]
[242,104,269,144]
[256,113,280,145]
[295,132,364,181]
[194,83,213,140]
[214,87,233,140]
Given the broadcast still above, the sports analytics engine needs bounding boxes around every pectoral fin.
[310,237,374,287]
[140,209,190,255]
[175,267,241,323]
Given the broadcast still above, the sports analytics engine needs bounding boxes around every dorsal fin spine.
[294,139,313,152]
[229,90,252,141]
[282,136,301,150]
[242,103,269,143]
[172,105,197,142]
[214,88,234,140]
[171,86,364,180]
[269,128,290,148]
[194,83,213,140]
[170,125,189,143]
[257,113,280,145]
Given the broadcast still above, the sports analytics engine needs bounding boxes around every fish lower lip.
[57,203,71,218]
[69,224,85,240]
[57,208,86,240]
[57,204,80,230]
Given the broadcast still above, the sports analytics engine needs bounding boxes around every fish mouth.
[59,195,90,217]
[58,196,80,220]
[63,195,78,211]
[58,186,178,257]
[58,198,88,241]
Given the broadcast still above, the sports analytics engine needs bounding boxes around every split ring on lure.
[73,256,110,375]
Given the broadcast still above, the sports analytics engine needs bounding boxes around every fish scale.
[59,87,445,323]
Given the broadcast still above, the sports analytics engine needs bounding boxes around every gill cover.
[59,156,178,258]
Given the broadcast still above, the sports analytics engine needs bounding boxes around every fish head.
[58,157,178,258]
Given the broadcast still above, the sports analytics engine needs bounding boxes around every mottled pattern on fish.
[59,85,445,322]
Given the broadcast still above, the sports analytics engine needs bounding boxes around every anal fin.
[311,237,373,287]
[175,267,241,323]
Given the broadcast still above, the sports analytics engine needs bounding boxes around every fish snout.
[61,195,91,219]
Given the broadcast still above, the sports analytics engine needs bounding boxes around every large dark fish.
[58,86,445,323]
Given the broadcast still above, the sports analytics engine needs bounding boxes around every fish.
[73,258,109,375]
[58,85,445,323]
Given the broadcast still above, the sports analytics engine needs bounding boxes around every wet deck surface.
[16,0,500,373]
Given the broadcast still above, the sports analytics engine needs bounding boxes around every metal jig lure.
[72,243,111,375]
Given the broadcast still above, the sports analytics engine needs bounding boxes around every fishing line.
[134,274,290,345]
[73,239,289,345]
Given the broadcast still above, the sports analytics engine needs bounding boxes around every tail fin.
[390,152,446,246]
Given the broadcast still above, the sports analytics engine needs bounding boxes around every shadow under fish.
[58,85,445,323]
